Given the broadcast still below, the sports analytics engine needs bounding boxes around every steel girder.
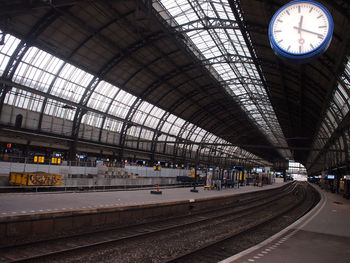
[173,17,240,33]
[0,78,181,145]
[140,0,270,143]
[309,106,350,171]
[37,9,135,131]
[0,10,60,115]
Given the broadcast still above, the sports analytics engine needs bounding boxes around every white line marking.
[218,184,326,263]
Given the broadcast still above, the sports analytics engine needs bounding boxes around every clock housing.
[268,0,333,63]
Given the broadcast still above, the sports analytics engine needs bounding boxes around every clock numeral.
[286,10,290,15]
[274,30,282,33]
[278,39,283,44]
[299,46,302,53]
[309,7,313,13]
[318,35,324,39]
[317,15,322,19]
[277,19,283,23]
[298,6,301,13]
[319,26,326,28]
[310,43,314,49]
[287,45,291,51]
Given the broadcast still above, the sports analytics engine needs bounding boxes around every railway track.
[165,182,319,263]
[0,182,303,263]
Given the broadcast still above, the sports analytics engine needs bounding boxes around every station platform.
[0,183,284,218]
[220,184,350,263]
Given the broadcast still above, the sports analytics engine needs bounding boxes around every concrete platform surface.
[220,184,350,263]
[0,183,284,218]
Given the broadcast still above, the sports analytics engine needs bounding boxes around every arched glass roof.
[1,0,347,173]
[0,33,269,167]
[157,0,291,159]
[307,57,350,173]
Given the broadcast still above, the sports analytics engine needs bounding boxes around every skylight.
[157,0,291,159]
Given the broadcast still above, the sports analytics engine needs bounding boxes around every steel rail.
[0,183,297,262]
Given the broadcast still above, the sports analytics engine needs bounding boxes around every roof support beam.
[125,139,345,152]
[174,17,239,33]
[0,9,60,116]
[0,78,167,138]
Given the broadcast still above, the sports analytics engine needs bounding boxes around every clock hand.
[293,26,323,37]
[298,16,303,34]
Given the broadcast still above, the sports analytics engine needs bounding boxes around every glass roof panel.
[147,115,161,129]
[5,89,44,112]
[108,89,137,118]
[13,47,64,93]
[132,102,164,129]
[88,81,119,112]
[81,112,103,128]
[157,0,290,159]
[139,129,154,140]
[170,118,185,137]
[161,113,178,133]
[44,99,76,121]
[127,125,141,137]
[93,80,120,99]
[103,117,123,133]
[50,63,94,103]
[182,123,193,139]
[190,126,204,142]
[0,34,21,74]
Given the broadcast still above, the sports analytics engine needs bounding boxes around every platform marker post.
[150,184,162,194]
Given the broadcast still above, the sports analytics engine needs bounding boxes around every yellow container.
[9,172,18,185]
[20,173,29,186]
[52,174,62,186]
[27,172,62,186]
[15,173,23,185]
[9,172,62,186]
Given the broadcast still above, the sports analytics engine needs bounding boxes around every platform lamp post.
[191,143,203,193]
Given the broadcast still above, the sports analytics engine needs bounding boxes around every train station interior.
[0,0,349,262]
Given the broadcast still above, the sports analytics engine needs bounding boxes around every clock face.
[268,0,333,62]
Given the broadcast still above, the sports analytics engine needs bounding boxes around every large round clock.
[268,0,333,63]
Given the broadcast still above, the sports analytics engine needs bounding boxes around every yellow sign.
[51,157,61,164]
[34,156,45,163]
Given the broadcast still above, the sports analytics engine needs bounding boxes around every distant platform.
[220,184,350,263]
[0,183,285,218]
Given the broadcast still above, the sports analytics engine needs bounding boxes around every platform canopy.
[0,0,349,173]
